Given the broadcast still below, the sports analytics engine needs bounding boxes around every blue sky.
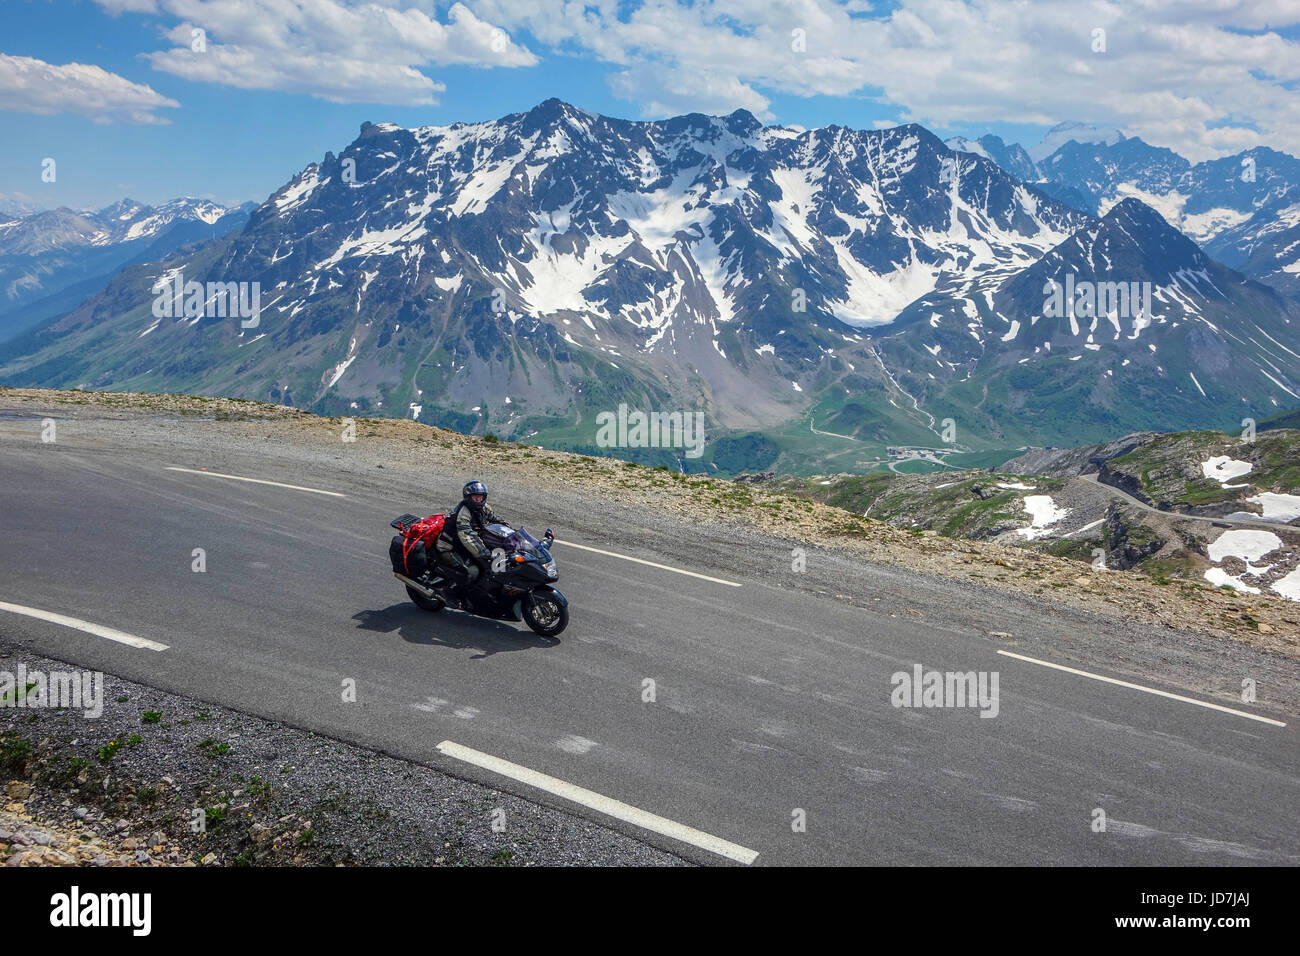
[3,0,1297,212]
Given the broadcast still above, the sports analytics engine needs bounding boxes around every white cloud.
[83,0,1300,158]
[470,0,1300,160]
[608,63,773,118]
[95,0,539,105]
[0,54,179,124]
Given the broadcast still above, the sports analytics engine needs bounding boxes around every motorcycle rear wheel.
[406,585,445,612]
[523,594,568,636]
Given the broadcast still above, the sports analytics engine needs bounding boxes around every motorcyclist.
[435,480,510,596]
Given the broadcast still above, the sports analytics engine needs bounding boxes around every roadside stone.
[4,782,31,800]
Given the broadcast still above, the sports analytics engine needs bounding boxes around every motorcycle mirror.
[544,528,554,541]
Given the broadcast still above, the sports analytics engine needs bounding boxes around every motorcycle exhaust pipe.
[394,572,440,598]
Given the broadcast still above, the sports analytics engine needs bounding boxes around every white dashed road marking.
[552,540,742,587]
[0,602,169,652]
[996,650,1286,727]
[165,466,346,497]
[437,740,759,864]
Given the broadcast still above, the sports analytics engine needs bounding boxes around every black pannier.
[389,534,430,577]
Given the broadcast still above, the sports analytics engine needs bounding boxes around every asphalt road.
[1079,472,1297,530]
[1,427,1297,866]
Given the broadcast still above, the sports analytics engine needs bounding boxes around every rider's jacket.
[440,501,504,565]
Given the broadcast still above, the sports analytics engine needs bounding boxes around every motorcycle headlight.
[544,560,557,578]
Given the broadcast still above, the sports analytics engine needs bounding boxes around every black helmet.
[462,480,488,512]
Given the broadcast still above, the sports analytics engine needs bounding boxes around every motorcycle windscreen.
[511,527,551,558]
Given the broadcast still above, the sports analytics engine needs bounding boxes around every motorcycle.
[388,514,569,637]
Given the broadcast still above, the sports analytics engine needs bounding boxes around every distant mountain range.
[0,198,254,341]
[945,122,1300,299]
[1,102,1297,474]
[0,194,45,219]
[876,198,1300,446]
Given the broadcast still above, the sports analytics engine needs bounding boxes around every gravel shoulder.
[0,641,686,867]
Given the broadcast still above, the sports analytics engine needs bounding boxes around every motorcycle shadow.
[352,603,560,658]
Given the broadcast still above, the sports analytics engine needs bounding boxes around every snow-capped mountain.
[1036,141,1300,298]
[876,199,1300,445]
[1,100,1086,434]
[1205,197,1300,299]
[1194,151,1300,299]
[91,198,231,245]
[1028,122,1126,164]
[0,194,43,220]
[944,134,1040,183]
[1,196,239,251]
[2,100,1296,465]
[948,127,1300,299]
[1036,137,1189,217]
[0,197,233,256]
[0,198,252,340]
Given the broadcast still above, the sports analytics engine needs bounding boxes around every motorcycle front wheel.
[523,594,568,636]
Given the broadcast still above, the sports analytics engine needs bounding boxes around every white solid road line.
[436,740,759,864]
[0,602,169,652]
[996,650,1286,727]
[552,540,742,587]
[165,466,346,497]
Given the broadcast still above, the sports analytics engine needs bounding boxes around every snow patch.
[1016,495,1070,539]
[1272,567,1300,600]
[1207,529,1283,564]
[1228,493,1300,524]
[1201,456,1252,485]
[325,356,356,389]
